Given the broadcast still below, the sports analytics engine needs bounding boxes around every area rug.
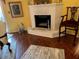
[21,45,65,59]
[0,34,16,59]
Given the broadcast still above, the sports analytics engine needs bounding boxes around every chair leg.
[59,26,61,41]
[0,41,4,50]
[65,26,66,37]
[6,43,12,53]
[0,45,3,50]
[73,28,78,45]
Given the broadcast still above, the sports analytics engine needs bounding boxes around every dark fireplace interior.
[35,15,51,29]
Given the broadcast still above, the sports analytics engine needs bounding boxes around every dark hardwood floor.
[12,32,79,59]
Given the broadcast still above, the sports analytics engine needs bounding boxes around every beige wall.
[1,0,79,33]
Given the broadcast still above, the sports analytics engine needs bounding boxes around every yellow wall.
[1,0,79,33]
[2,0,31,32]
[62,0,79,14]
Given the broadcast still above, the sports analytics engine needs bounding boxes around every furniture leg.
[65,26,66,37]
[6,43,12,53]
[59,26,61,41]
[73,28,78,45]
[0,41,4,50]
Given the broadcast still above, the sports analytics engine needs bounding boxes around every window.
[0,4,5,22]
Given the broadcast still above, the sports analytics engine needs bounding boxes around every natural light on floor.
[0,34,16,59]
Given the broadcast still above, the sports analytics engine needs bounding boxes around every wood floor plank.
[12,33,79,59]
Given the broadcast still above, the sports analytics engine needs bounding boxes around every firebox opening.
[35,15,51,29]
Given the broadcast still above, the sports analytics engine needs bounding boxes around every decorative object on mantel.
[29,0,34,5]
[53,0,62,3]
[32,0,62,5]
[31,0,51,5]
[9,1,23,18]
[59,0,62,3]
[21,45,65,59]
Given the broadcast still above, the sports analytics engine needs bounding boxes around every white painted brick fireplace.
[28,3,63,38]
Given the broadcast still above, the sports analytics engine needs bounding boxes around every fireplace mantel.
[28,3,63,38]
